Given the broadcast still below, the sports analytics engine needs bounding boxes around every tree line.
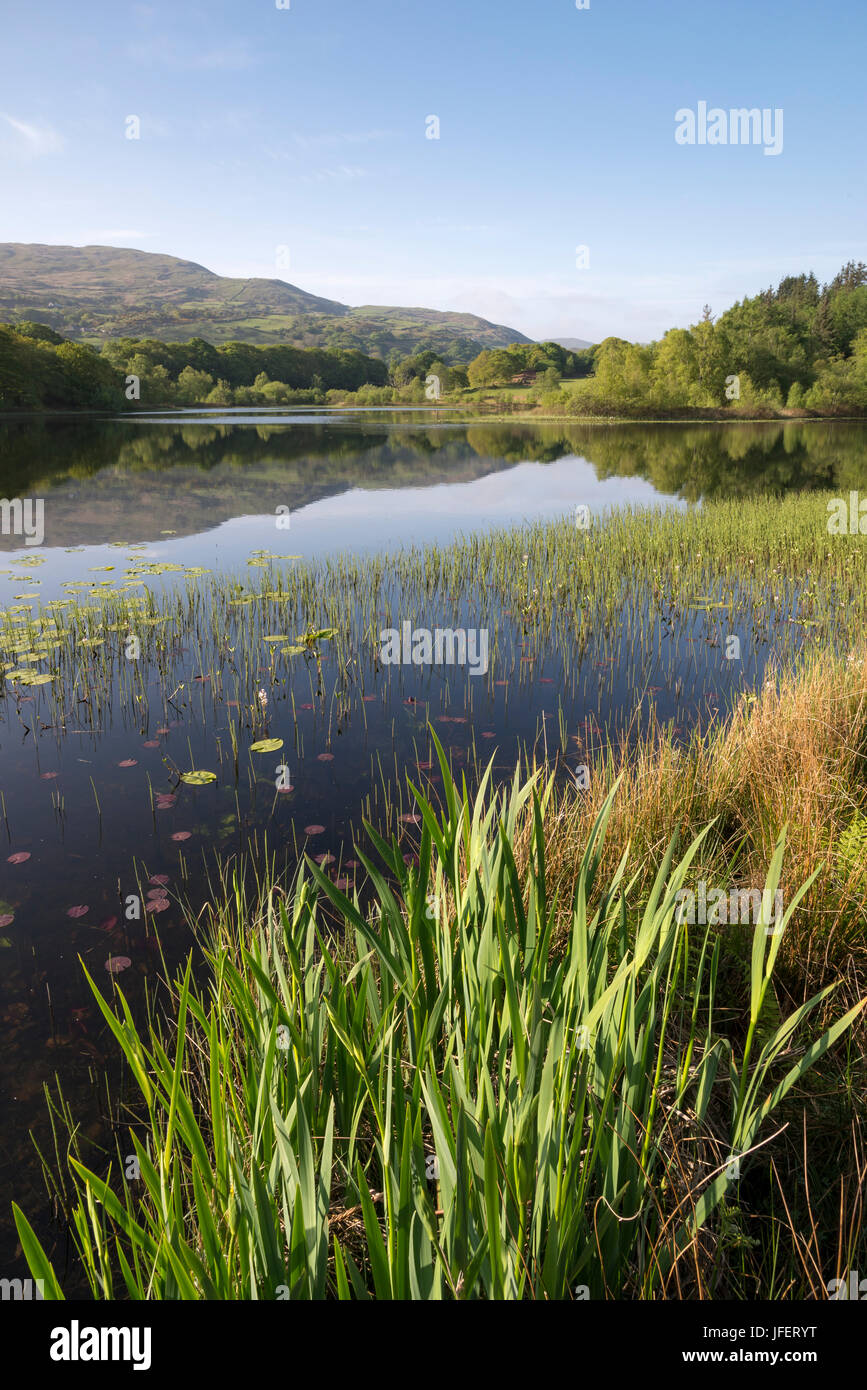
[570,263,867,414]
[2,261,866,414]
[0,326,390,410]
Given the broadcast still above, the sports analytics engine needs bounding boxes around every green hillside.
[0,243,530,360]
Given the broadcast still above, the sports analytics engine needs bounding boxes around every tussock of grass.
[13,736,865,1300]
[534,647,867,995]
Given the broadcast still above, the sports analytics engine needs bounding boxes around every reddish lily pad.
[7,852,30,865]
[66,905,89,919]
[105,956,131,974]
[171,831,192,842]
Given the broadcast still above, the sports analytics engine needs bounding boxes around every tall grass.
[14,736,864,1299]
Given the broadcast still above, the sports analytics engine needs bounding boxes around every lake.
[2,409,866,1288]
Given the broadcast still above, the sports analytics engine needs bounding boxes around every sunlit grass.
[13,737,864,1299]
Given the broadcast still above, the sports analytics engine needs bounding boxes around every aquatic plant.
[13,742,864,1299]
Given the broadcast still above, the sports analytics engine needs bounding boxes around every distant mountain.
[549,336,595,351]
[0,243,530,360]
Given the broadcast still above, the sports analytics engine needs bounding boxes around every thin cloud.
[85,230,154,241]
[301,166,368,184]
[1,114,65,156]
[125,40,256,71]
[291,130,393,150]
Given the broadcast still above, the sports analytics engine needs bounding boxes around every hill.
[0,243,530,361]
[550,336,595,351]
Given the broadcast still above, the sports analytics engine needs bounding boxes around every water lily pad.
[249,738,283,753]
[180,770,217,785]
[7,852,30,865]
[304,824,325,835]
[66,905,89,918]
[0,914,14,928]
[105,956,131,974]
[171,831,192,842]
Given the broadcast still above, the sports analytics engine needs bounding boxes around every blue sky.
[1,0,864,342]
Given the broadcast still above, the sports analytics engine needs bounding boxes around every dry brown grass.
[524,646,867,1010]
[500,648,867,1293]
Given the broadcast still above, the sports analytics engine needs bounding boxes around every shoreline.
[2,403,867,423]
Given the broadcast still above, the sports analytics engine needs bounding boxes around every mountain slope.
[550,336,595,351]
[0,243,530,359]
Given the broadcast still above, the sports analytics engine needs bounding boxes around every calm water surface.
[2,409,866,1287]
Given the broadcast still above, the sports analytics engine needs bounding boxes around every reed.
[13,736,864,1300]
